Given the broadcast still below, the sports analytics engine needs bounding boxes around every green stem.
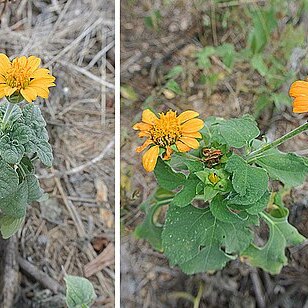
[1,102,14,130]
[193,282,205,308]
[247,121,308,163]
[259,211,273,225]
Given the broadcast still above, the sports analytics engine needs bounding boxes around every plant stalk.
[247,121,308,162]
[1,102,15,130]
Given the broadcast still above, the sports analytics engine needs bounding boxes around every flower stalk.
[247,121,308,162]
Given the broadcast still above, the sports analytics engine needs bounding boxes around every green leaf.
[165,80,182,95]
[251,54,268,76]
[20,156,34,173]
[0,215,25,239]
[171,174,201,207]
[64,275,96,308]
[135,202,164,251]
[233,191,270,214]
[255,149,308,187]
[0,181,28,218]
[196,47,215,69]
[243,210,305,274]
[11,124,32,144]
[210,195,258,224]
[0,159,19,199]
[165,66,184,80]
[26,174,43,203]
[162,204,253,274]
[216,43,235,68]
[154,158,185,190]
[0,136,25,164]
[225,155,268,205]
[36,140,53,167]
[218,115,260,148]
[120,84,138,101]
[22,104,46,127]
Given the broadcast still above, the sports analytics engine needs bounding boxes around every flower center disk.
[150,111,182,147]
[6,59,31,90]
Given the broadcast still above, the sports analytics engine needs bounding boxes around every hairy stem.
[247,121,308,162]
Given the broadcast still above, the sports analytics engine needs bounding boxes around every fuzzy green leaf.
[36,139,53,167]
[171,174,201,207]
[0,136,25,164]
[255,149,308,187]
[26,174,43,203]
[0,215,25,239]
[11,124,32,144]
[0,160,19,199]
[210,195,258,225]
[0,181,28,218]
[226,155,268,205]
[243,209,305,274]
[162,204,253,274]
[154,158,185,190]
[22,104,46,127]
[135,201,164,251]
[219,115,260,148]
[65,275,96,308]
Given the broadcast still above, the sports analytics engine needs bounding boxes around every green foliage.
[218,115,260,148]
[64,275,97,308]
[136,116,307,275]
[0,102,53,239]
[243,209,305,274]
[144,10,161,30]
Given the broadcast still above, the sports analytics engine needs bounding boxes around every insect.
[201,148,223,168]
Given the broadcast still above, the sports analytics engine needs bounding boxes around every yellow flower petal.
[179,136,200,149]
[0,53,11,75]
[176,141,192,152]
[138,131,151,138]
[289,80,308,98]
[142,145,159,172]
[20,87,38,102]
[13,56,27,67]
[0,75,6,83]
[136,139,153,153]
[27,85,49,98]
[4,86,17,96]
[133,122,152,131]
[27,56,41,73]
[177,110,199,124]
[293,96,308,113]
[182,131,202,138]
[181,118,204,133]
[30,68,54,79]
[142,109,158,125]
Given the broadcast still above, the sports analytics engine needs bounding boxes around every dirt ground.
[120,1,308,307]
[0,1,115,307]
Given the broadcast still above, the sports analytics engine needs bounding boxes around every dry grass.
[0,0,115,306]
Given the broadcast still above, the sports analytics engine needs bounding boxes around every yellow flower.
[289,80,308,113]
[133,109,204,172]
[0,54,56,103]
